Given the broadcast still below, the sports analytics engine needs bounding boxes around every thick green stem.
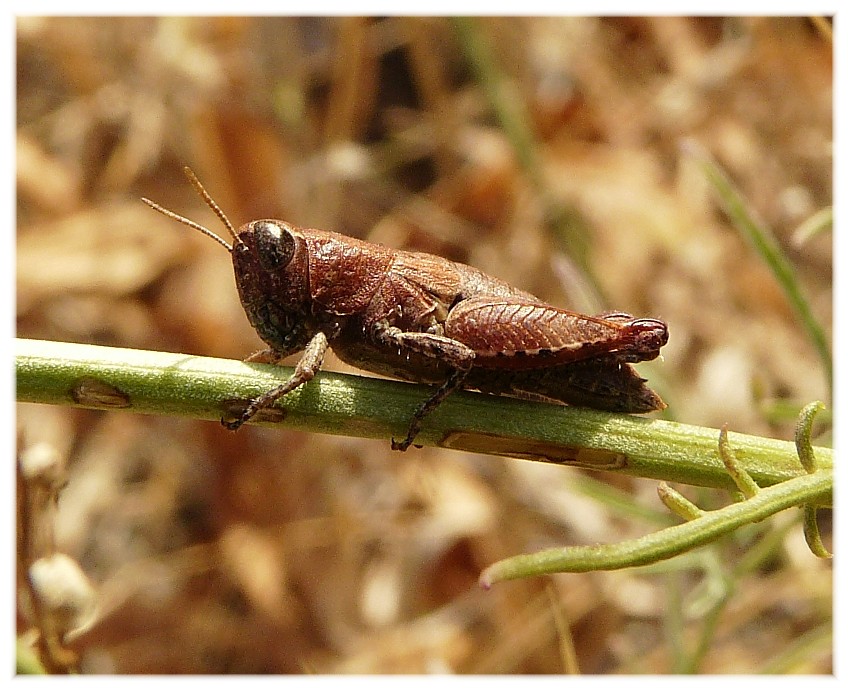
[16,338,832,499]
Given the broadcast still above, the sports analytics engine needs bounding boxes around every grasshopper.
[144,168,668,450]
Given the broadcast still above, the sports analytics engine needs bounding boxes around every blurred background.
[16,17,832,673]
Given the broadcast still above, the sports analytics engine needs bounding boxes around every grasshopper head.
[142,168,316,355]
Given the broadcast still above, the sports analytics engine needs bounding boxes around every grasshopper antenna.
[141,166,238,252]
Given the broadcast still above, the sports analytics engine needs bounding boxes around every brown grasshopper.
[143,168,668,450]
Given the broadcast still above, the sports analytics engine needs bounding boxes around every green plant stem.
[686,141,833,399]
[479,469,831,586]
[450,18,544,192]
[16,338,832,499]
[450,17,602,306]
[792,205,832,246]
[795,400,826,473]
[759,623,833,674]
[683,516,797,673]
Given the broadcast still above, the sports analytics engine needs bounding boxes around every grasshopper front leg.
[223,331,330,430]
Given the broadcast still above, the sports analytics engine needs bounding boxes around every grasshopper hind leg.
[369,322,477,451]
[392,367,470,451]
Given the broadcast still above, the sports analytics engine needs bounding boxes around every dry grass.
[16,17,831,674]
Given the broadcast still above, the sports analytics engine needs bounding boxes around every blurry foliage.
[16,17,831,674]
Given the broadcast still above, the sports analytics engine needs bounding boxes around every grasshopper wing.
[445,296,667,370]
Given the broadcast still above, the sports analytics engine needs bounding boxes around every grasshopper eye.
[252,221,295,272]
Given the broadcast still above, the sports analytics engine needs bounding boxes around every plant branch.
[16,338,832,501]
[479,468,832,586]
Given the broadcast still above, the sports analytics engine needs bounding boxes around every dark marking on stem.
[70,377,131,408]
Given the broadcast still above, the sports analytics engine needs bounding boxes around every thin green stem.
[795,400,826,473]
[759,623,833,674]
[450,17,602,305]
[792,205,832,247]
[665,572,687,673]
[657,483,704,521]
[718,424,760,499]
[479,469,831,585]
[685,517,801,673]
[450,17,543,190]
[685,141,832,399]
[803,506,832,559]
